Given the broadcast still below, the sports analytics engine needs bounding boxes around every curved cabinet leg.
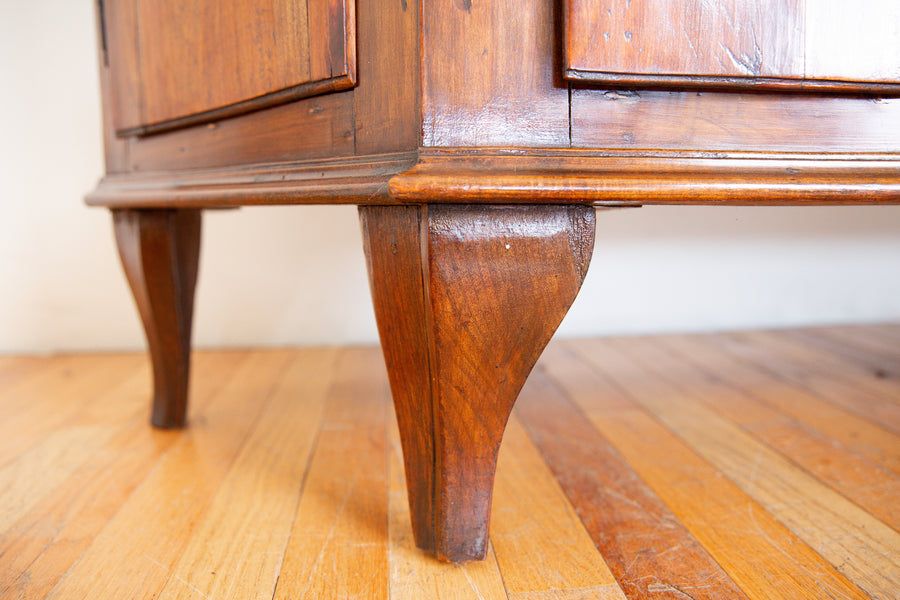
[113,209,202,429]
[361,204,595,563]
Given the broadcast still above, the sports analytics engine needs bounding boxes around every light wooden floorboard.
[0,325,897,599]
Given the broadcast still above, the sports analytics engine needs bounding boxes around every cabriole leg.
[113,209,202,429]
[360,204,595,562]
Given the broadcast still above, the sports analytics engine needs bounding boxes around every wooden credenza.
[88,0,900,563]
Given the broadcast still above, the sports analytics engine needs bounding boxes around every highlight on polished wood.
[1,324,898,598]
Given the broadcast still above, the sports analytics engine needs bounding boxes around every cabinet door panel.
[106,0,356,135]
[564,0,900,93]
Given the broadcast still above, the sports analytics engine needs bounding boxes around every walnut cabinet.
[88,0,900,563]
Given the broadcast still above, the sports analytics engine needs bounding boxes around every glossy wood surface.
[389,150,900,205]
[105,0,355,134]
[565,0,900,92]
[360,204,595,562]
[3,326,899,597]
[113,209,201,428]
[94,0,417,175]
[88,0,900,569]
[421,0,568,147]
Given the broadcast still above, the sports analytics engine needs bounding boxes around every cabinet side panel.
[104,0,142,135]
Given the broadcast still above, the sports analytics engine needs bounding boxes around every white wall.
[1,1,898,354]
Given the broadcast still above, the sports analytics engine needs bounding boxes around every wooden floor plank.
[0,356,45,392]
[785,328,900,403]
[155,348,337,600]
[654,335,900,532]
[491,415,626,600]
[272,348,389,600]
[0,354,145,468]
[0,351,246,600]
[789,327,900,382]
[719,331,900,435]
[813,325,900,362]
[387,411,510,600]
[1,326,897,598]
[517,356,751,600]
[566,339,872,600]
[667,333,900,476]
[600,337,900,600]
[43,350,295,600]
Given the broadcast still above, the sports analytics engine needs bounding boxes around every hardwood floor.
[0,325,898,599]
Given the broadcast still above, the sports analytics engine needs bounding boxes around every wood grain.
[87,153,417,209]
[670,334,900,476]
[491,416,625,599]
[106,0,355,134]
[272,348,389,600]
[361,204,595,562]
[127,92,355,172]
[566,338,872,600]
[0,355,143,467]
[657,334,900,531]
[572,91,900,154]
[0,352,245,600]
[387,411,509,600]
[114,209,201,428]
[789,326,900,381]
[421,0,568,146]
[716,331,900,436]
[43,350,296,600]
[565,0,900,92]
[584,337,900,599]
[2,326,899,597]
[517,357,751,600]
[389,149,900,206]
[155,349,336,600]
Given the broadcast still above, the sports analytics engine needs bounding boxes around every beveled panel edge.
[86,152,417,208]
[117,74,357,138]
[565,70,900,96]
[389,148,900,206]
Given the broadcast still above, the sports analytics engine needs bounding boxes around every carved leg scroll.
[113,209,202,429]
[360,204,595,563]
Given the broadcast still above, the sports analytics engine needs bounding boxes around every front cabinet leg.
[113,209,202,429]
[361,204,595,562]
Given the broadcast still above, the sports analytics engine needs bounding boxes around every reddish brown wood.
[389,150,900,205]
[353,0,420,154]
[105,0,355,134]
[564,0,900,93]
[128,93,356,172]
[87,153,417,208]
[517,364,751,600]
[360,204,595,562]
[572,92,900,154]
[113,209,202,429]
[89,0,900,567]
[421,0,568,147]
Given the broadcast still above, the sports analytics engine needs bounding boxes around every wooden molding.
[390,149,900,206]
[86,152,418,208]
[87,148,900,208]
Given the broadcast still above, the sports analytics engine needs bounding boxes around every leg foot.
[361,204,595,562]
[113,209,201,429]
